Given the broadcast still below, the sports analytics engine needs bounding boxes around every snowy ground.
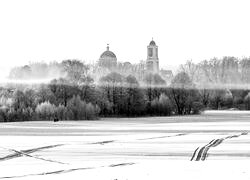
[0,113,250,179]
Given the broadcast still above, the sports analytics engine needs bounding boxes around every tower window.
[148,48,153,57]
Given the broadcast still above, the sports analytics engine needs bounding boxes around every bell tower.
[146,38,159,73]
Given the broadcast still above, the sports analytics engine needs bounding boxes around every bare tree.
[180,60,198,82]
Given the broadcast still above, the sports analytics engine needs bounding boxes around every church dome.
[100,45,116,58]
[99,44,117,69]
[149,39,156,46]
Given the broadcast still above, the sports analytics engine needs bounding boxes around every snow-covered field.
[0,113,250,180]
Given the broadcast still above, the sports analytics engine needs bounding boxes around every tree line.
[1,59,250,122]
[180,56,250,86]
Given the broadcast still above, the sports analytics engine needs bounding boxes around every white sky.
[1,0,250,75]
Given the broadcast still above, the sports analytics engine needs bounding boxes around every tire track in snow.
[90,140,115,145]
[191,132,248,161]
[0,144,65,163]
[88,133,187,145]
[137,133,186,140]
[0,146,67,165]
[87,133,187,146]
[0,162,135,179]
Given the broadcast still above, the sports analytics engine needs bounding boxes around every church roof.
[100,45,117,59]
[149,39,156,46]
[100,51,116,58]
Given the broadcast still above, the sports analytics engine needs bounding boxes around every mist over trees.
[9,61,64,80]
[2,57,250,122]
[178,56,250,110]
[181,57,250,87]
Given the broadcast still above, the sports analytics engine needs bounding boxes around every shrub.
[158,94,173,115]
[67,95,86,120]
[244,92,250,110]
[99,100,113,116]
[0,107,8,122]
[125,87,146,116]
[0,96,13,109]
[20,107,34,121]
[209,89,225,109]
[35,101,56,120]
[67,95,100,120]
[151,98,160,115]
[85,103,99,120]
[151,94,173,116]
[222,90,233,108]
[192,101,203,114]
[55,104,68,120]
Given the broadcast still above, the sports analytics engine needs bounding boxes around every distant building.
[146,39,159,73]
[97,40,172,83]
[117,61,133,74]
[98,44,117,69]
[160,69,173,84]
[133,60,146,81]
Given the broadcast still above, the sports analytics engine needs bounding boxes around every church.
[97,39,173,82]
[98,39,160,73]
